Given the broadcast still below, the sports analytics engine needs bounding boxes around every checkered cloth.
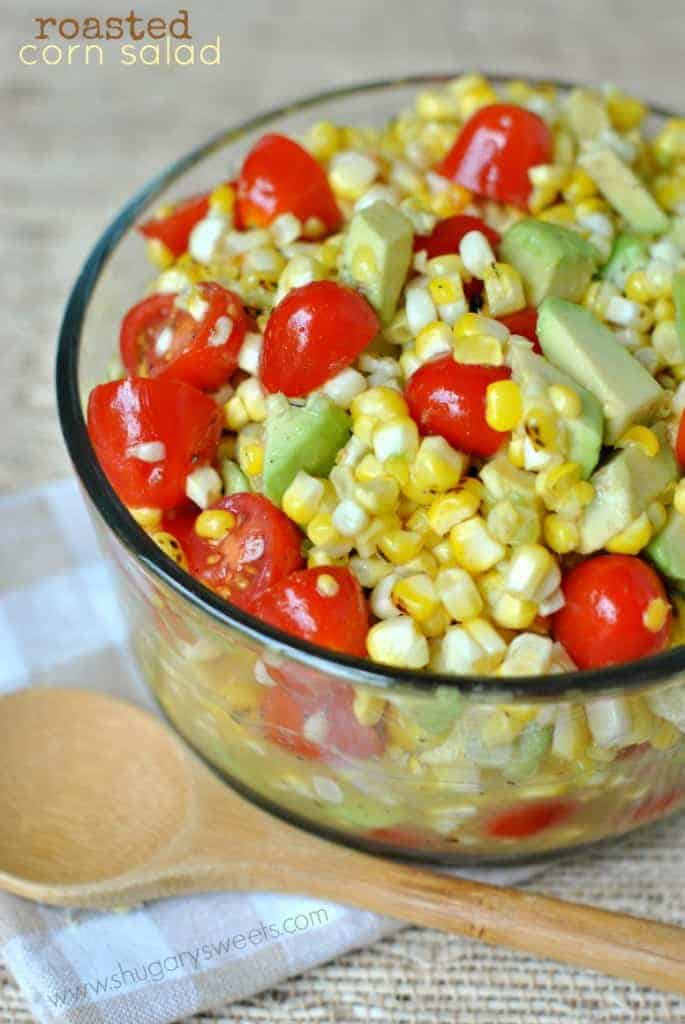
[0,479,551,1023]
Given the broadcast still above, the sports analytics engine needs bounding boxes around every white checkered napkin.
[0,479,545,1024]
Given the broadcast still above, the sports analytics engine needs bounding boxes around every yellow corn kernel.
[128,506,162,530]
[654,298,676,322]
[428,490,480,536]
[674,480,685,517]
[453,312,507,339]
[583,279,618,319]
[379,530,423,565]
[643,597,671,634]
[351,244,378,285]
[415,321,453,362]
[606,513,653,554]
[208,182,235,214]
[354,454,384,483]
[562,167,597,203]
[452,334,504,366]
[535,462,581,510]
[195,509,236,540]
[412,436,467,493]
[429,184,472,218]
[355,476,401,514]
[224,394,249,431]
[384,454,411,489]
[548,384,582,419]
[151,531,188,570]
[307,512,341,548]
[393,573,439,622]
[492,592,538,630]
[574,197,610,219]
[307,548,345,568]
[352,414,377,446]
[402,550,440,578]
[449,516,505,574]
[617,425,660,458]
[482,262,526,316]
[352,387,408,421]
[624,270,652,303]
[528,164,570,215]
[458,83,499,120]
[544,513,579,554]
[651,720,682,751]
[507,437,526,468]
[282,471,325,526]
[524,405,559,451]
[240,442,264,477]
[485,380,523,432]
[652,118,685,169]
[304,120,341,161]
[435,566,483,621]
[478,568,505,608]
[145,238,174,269]
[538,203,575,226]
[607,91,646,131]
[428,276,461,305]
[353,690,386,727]
[462,478,485,501]
[654,173,685,212]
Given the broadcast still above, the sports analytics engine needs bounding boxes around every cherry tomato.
[676,410,685,468]
[414,214,501,257]
[438,104,553,209]
[497,307,542,354]
[120,283,248,391]
[138,193,210,257]
[552,555,672,670]
[236,133,342,233]
[260,281,379,397]
[486,799,576,839]
[87,378,222,509]
[405,354,512,457]
[166,493,304,611]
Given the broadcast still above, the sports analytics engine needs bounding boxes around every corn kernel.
[307,512,342,548]
[352,690,386,727]
[435,567,483,621]
[535,462,581,510]
[450,516,505,574]
[282,471,325,526]
[544,514,579,554]
[492,592,538,630]
[538,203,575,226]
[605,512,653,554]
[482,263,526,316]
[145,238,174,269]
[393,573,439,622]
[652,721,682,750]
[453,312,509,341]
[373,417,420,462]
[485,380,523,432]
[379,530,423,565]
[654,298,676,322]
[548,384,583,419]
[352,414,377,446]
[562,167,597,203]
[208,182,235,215]
[367,615,429,669]
[128,506,162,530]
[648,501,668,533]
[624,270,652,303]
[428,276,460,305]
[152,531,188,570]
[674,480,685,517]
[195,509,236,540]
[412,436,467,493]
[653,118,685,169]
[415,321,453,362]
[607,91,646,131]
[453,333,504,366]
[428,490,480,535]
[524,405,559,451]
[643,597,671,634]
[352,387,408,420]
[616,425,660,457]
[355,476,401,514]
[240,442,264,477]
[507,437,526,468]
[307,548,344,569]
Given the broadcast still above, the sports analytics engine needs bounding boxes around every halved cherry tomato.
[438,104,553,209]
[260,280,379,397]
[676,410,685,468]
[406,354,511,457]
[552,555,672,670]
[87,378,222,509]
[120,283,248,391]
[236,133,342,232]
[497,307,542,354]
[138,193,210,257]
[166,493,304,611]
[487,799,576,839]
[414,214,501,257]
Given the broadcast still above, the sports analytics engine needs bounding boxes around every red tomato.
[87,378,222,509]
[120,283,248,391]
[138,193,210,257]
[487,799,576,839]
[676,411,685,468]
[261,677,384,761]
[414,214,501,257]
[630,788,685,824]
[552,555,672,670]
[405,354,511,457]
[166,493,304,611]
[498,307,542,354]
[439,104,553,209]
[260,281,379,397]
[236,133,341,232]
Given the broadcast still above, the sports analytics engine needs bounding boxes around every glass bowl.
[56,74,685,864]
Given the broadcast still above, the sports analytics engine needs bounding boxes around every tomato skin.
[120,283,248,391]
[236,133,342,232]
[260,280,380,397]
[439,104,553,209]
[405,354,511,457]
[676,411,685,468]
[414,214,501,257]
[552,555,672,670]
[87,378,222,510]
[138,193,210,257]
[487,799,576,839]
[497,307,542,354]
[166,493,304,611]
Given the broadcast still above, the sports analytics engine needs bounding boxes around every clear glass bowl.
[57,75,685,863]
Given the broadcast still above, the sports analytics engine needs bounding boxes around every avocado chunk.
[341,200,413,324]
[579,425,677,553]
[647,508,685,591]
[565,88,611,141]
[263,393,350,504]
[673,271,685,359]
[602,232,649,288]
[500,219,598,306]
[537,297,666,443]
[579,147,669,235]
[480,452,539,503]
[509,343,604,477]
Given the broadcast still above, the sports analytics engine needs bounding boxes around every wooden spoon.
[1,687,684,994]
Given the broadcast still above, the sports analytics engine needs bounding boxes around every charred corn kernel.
[624,270,652,303]
[492,592,538,630]
[524,406,559,451]
[648,501,668,533]
[653,118,685,168]
[307,512,341,548]
[606,90,646,131]
[535,462,581,509]
[606,512,653,554]
[195,509,236,540]
[393,573,439,622]
[617,425,660,457]
[240,442,264,477]
[367,615,430,669]
[507,437,526,468]
[538,203,575,226]
[674,480,685,516]
[145,238,174,269]
[224,394,249,431]
[352,690,386,727]
[152,531,188,569]
[485,380,523,432]
[482,262,526,316]
[428,490,480,535]
[652,720,682,750]
[373,417,420,462]
[304,119,341,160]
[453,312,509,341]
[654,298,676,322]
[352,387,408,421]
[129,507,162,530]
[643,597,671,633]
[583,280,619,319]
[562,166,597,203]
[282,471,325,526]
[379,529,423,565]
[355,476,401,514]
[412,436,467,492]
[435,567,483,621]
[209,182,235,214]
[352,414,377,445]
[548,384,582,419]
[452,333,504,366]
[450,516,506,574]
[544,513,579,554]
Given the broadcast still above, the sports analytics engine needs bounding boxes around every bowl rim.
[56,71,685,699]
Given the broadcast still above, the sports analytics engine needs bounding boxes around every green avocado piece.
[537,297,666,443]
[500,219,598,306]
[579,147,670,235]
[503,723,553,782]
[565,88,611,140]
[389,686,463,737]
[647,508,685,591]
[263,393,350,504]
[579,425,677,553]
[509,343,604,478]
[341,200,413,324]
[673,271,685,359]
[602,232,649,288]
